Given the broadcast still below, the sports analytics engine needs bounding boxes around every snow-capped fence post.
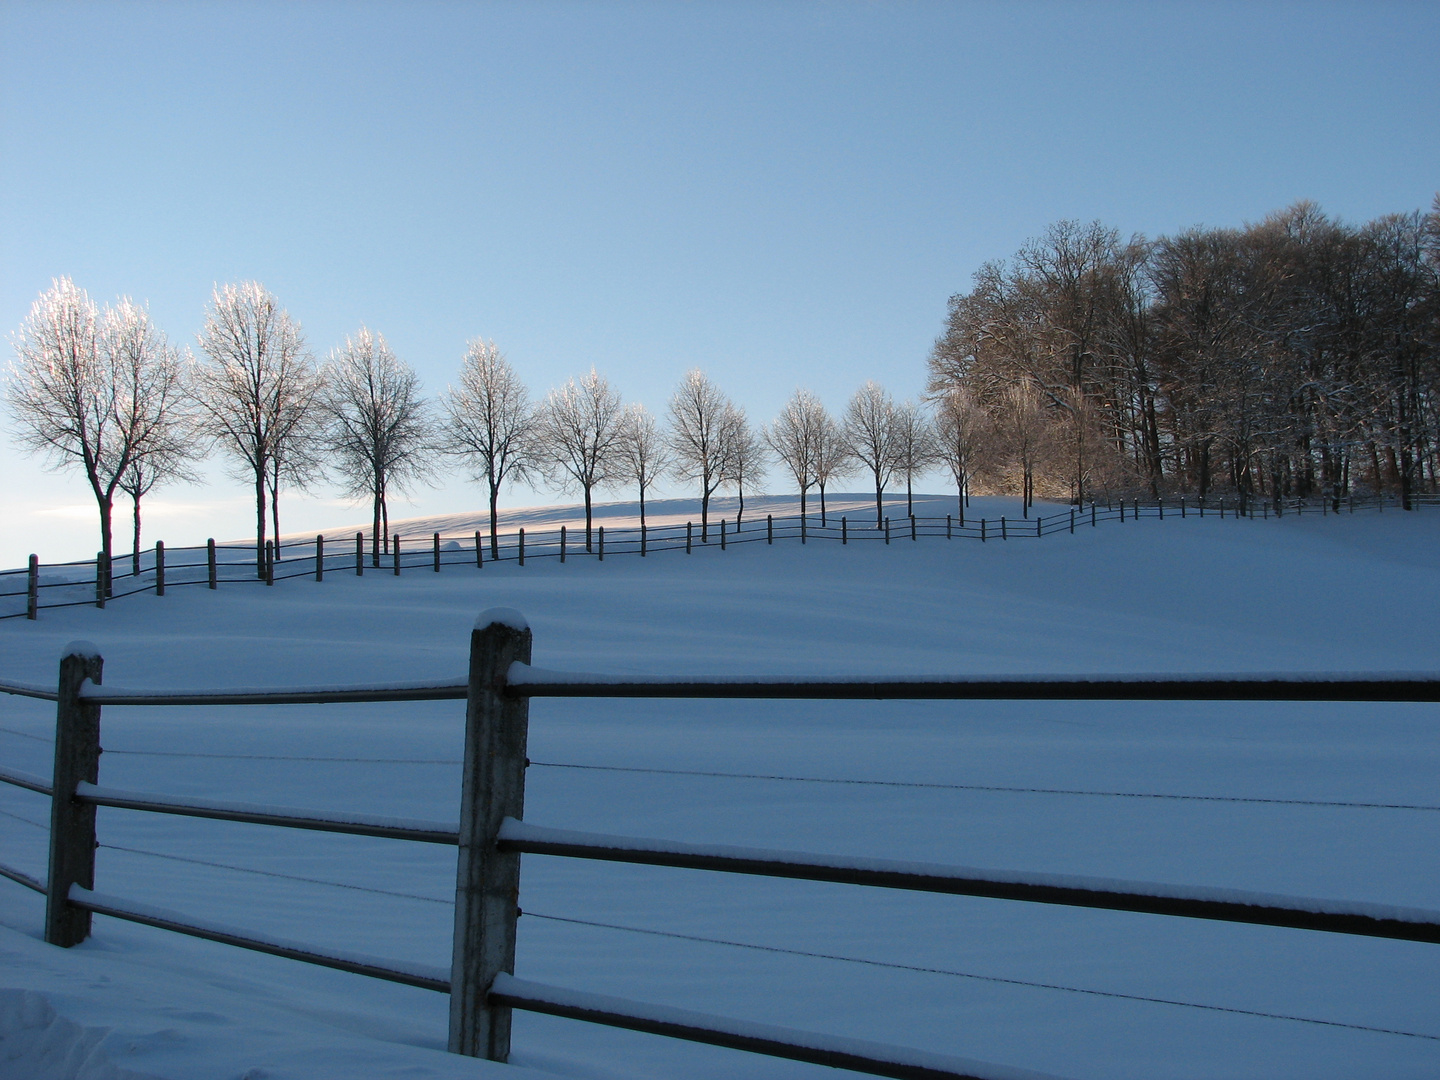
[947,515,952,539]
[450,609,532,1062]
[1069,509,1075,533]
[434,533,441,572]
[1180,497,1185,519]
[208,539,217,589]
[1158,498,1164,520]
[46,643,103,948]
[315,536,324,582]
[355,533,364,576]
[155,542,165,596]
[1091,503,1097,527]
[26,555,38,619]
[842,517,848,545]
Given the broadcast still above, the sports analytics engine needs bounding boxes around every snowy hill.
[1,500,1438,1080]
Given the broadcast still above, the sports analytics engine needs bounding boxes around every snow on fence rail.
[6,491,1436,620]
[2,610,1439,1078]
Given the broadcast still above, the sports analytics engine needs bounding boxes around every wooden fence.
[5,492,1437,621]
[2,611,1438,1079]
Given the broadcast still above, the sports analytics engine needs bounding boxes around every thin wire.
[529,761,1440,813]
[0,725,49,743]
[0,807,48,829]
[102,749,458,764]
[97,841,452,905]
[520,911,1439,1042]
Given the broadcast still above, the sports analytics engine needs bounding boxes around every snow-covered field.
[1,494,1437,1080]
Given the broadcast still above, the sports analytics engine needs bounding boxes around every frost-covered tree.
[765,389,826,520]
[844,381,900,527]
[891,400,938,519]
[322,328,433,566]
[195,282,318,575]
[722,404,767,527]
[934,386,986,519]
[443,339,537,560]
[1001,380,1046,517]
[812,412,851,526]
[7,280,192,583]
[667,369,737,541]
[616,402,670,528]
[541,368,623,551]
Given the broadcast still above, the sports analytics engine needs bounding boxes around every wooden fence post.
[356,533,364,576]
[560,526,566,563]
[435,533,442,572]
[1091,504,1097,527]
[801,515,807,545]
[766,515,772,544]
[911,516,917,541]
[884,518,890,545]
[315,535,324,581]
[980,519,986,543]
[640,523,646,557]
[208,539,217,589]
[947,515,951,540]
[1036,517,1041,538]
[476,531,484,568]
[46,643,103,947]
[394,535,401,575]
[720,520,726,551]
[155,542,165,595]
[449,609,532,1061]
[27,555,38,620]
[264,541,274,585]
[1069,509,1075,533]
[598,526,605,561]
[842,517,848,545]
[518,529,525,566]
[95,553,105,609]
[1001,516,1007,540]
[687,522,693,554]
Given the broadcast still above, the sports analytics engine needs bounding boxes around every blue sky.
[3,0,1437,565]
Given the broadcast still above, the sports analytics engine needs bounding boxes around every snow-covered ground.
[1,494,1437,1080]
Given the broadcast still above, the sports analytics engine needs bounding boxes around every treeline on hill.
[928,198,1440,513]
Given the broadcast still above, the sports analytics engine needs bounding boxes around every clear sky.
[2,0,1437,566]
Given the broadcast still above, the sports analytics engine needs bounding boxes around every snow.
[478,607,530,633]
[1,494,1438,1079]
[60,640,100,662]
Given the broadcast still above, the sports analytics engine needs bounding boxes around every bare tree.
[933,386,987,521]
[541,368,624,551]
[7,280,191,584]
[765,388,826,520]
[844,381,900,527]
[616,402,670,528]
[322,327,433,566]
[812,412,851,526]
[668,369,737,541]
[891,400,938,519]
[443,339,537,560]
[1001,380,1047,516]
[195,282,318,575]
[722,404,767,527]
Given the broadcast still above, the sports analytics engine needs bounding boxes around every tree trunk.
[906,477,913,518]
[639,486,647,529]
[254,471,267,579]
[873,471,883,528]
[819,484,827,526]
[799,485,807,521]
[701,486,710,542]
[131,494,142,576]
[372,493,382,567]
[270,459,281,562]
[98,493,114,598]
[488,484,501,561]
[584,486,593,552]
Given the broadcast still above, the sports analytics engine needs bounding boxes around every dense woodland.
[928,198,1440,511]
[7,199,1439,575]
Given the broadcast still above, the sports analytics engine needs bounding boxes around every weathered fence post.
[980,519,987,543]
[1120,502,1125,523]
[315,535,324,581]
[640,523,646,557]
[1001,516,1007,540]
[208,539,218,589]
[801,515,807,545]
[518,529,525,566]
[264,541,274,586]
[766,515,772,544]
[884,518,890,544]
[155,542,165,595]
[356,533,364,576]
[720,520,726,550]
[1159,498,1164,520]
[46,643,103,947]
[598,526,605,561]
[476,531,484,568]
[687,522,693,554]
[1036,516,1041,538]
[843,517,848,545]
[449,609,532,1061]
[1091,504,1097,527]
[560,526,567,563]
[394,535,401,575]
[1069,509,1075,533]
[95,553,105,609]
[1180,497,1185,519]
[27,555,38,620]
[911,516,917,541]
[435,533,442,572]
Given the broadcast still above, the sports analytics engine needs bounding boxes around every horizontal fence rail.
[5,491,1436,620]
[2,609,1437,1080]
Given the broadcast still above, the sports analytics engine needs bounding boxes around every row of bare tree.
[8,279,955,576]
[928,198,1440,512]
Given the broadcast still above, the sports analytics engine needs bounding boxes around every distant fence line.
[4,491,1437,621]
